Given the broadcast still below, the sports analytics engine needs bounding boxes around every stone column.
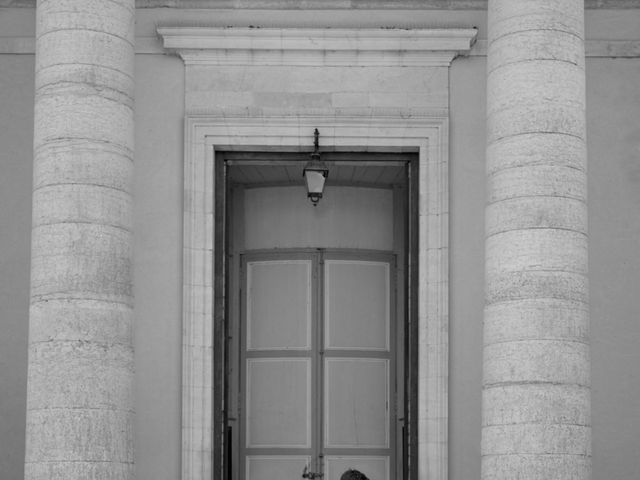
[483,1,590,479]
[25,1,135,479]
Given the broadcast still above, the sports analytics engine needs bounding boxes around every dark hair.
[340,469,369,480]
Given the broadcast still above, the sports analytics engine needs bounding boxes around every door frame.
[234,250,398,480]
[181,114,450,480]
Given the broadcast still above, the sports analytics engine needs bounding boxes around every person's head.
[340,469,369,480]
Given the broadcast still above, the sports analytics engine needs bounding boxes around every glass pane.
[325,261,389,350]
[247,359,311,448]
[324,358,389,448]
[247,260,311,350]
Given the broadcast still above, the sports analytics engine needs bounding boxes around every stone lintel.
[157,26,478,66]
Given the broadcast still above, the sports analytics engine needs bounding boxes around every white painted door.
[241,252,395,480]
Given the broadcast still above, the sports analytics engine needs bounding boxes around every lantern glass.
[303,166,328,206]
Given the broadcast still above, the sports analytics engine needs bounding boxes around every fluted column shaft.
[25,1,135,479]
[483,1,590,479]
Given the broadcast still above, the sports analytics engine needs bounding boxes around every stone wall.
[0,53,33,480]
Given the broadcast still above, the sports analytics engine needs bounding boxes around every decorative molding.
[182,111,450,480]
[157,26,478,66]
[182,112,215,480]
[3,34,638,58]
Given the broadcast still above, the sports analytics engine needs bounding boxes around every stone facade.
[0,1,638,480]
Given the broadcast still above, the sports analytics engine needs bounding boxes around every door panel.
[241,252,394,480]
[324,358,389,448]
[246,456,311,480]
[247,260,312,351]
[246,358,312,448]
[324,260,390,351]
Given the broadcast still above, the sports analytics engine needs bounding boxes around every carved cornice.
[3,0,640,9]
[157,26,478,66]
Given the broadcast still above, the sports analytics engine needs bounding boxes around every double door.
[239,251,396,480]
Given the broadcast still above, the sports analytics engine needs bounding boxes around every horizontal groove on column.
[484,381,590,388]
[485,296,589,306]
[483,382,590,389]
[485,292,589,306]
[488,27,583,47]
[30,284,133,294]
[36,77,133,90]
[33,182,132,195]
[25,460,135,464]
[36,86,134,106]
[484,422,591,428]
[486,193,587,204]
[31,219,132,232]
[487,56,583,79]
[488,130,584,145]
[28,338,134,347]
[36,62,134,81]
[484,332,589,347]
[488,130,585,145]
[32,220,132,233]
[486,227,587,239]
[487,103,586,119]
[485,228,588,246]
[31,295,134,307]
[486,268,588,275]
[482,453,590,457]
[26,406,135,413]
[487,163,586,175]
[36,28,134,48]
[487,270,588,280]
[33,147,133,159]
[483,337,589,347]
[34,137,134,155]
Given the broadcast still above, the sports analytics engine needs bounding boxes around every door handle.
[302,465,324,479]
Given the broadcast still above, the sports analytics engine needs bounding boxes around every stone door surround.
[158,26,477,480]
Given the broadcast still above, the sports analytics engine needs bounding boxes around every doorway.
[240,251,395,480]
[219,152,417,480]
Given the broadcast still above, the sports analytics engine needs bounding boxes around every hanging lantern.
[303,128,329,206]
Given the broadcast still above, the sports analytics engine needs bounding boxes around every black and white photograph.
[0,1,639,479]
